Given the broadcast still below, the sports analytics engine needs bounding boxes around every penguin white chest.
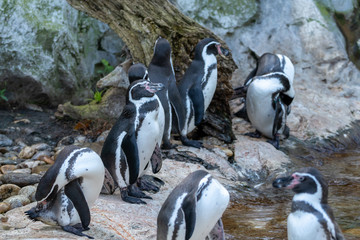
[288,211,327,240]
[137,109,161,174]
[202,68,218,112]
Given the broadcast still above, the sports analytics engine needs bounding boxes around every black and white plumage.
[25,146,105,239]
[157,170,229,240]
[128,63,149,84]
[235,53,295,149]
[273,167,345,240]
[148,37,186,149]
[177,38,229,148]
[101,79,165,204]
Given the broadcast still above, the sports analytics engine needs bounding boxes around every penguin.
[148,37,186,149]
[25,145,105,239]
[177,38,229,148]
[233,53,294,120]
[128,63,149,83]
[100,79,165,204]
[157,170,230,240]
[273,167,345,240]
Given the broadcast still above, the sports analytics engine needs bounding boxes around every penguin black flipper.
[168,75,186,132]
[122,131,140,185]
[322,204,345,240]
[267,96,283,149]
[182,194,197,239]
[189,85,205,126]
[64,179,91,230]
[62,225,94,239]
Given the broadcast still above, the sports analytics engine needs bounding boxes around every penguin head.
[151,37,172,65]
[127,79,164,103]
[25,200,58,226]
[128,63,148,84]
[194,38,229,60]
[273,167,328,204]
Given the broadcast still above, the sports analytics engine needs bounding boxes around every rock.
[31,164,52,175]
[96,59,131,89]
[31,150,52,160]
[0,184,21,200]
[0,165,16,174]
[0,134,13,147]
[18,185,37,202]
[0,173,41,187]
[18,146,36,159]
[17,160,41,169]
[0,202,11,214]
[12,168,32,174]
[31,143,51,151]
[0,157,22,166]
[96,130,110,142]
[38,155,54,165]
[233,136,290,183]
[0,0,125,107]
[4,195,31,210]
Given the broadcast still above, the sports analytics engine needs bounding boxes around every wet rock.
[31,150,52,160]
[3,151,18,160]
[18,146,36,159]
[0,165,16,174]
[17,160,42,169]
[0,184,21,200]
[18,185,37,202]
[0,202,10,214]
[0,134,13,147]
[31,164,52,174]
[0,173,41,187]
[0,157,22,166]
[3,195,31,209]
[12,168,32,174]
[31,143,51,152]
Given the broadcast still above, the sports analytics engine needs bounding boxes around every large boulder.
[0,0,124,107]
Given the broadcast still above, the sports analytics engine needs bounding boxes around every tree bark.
[66,0,236,142]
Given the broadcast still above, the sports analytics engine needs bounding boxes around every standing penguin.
[25,146,105,239]
[148,37,186,149]
[157,170,230,240]
[101,79,165,204]
[128,63,149,83]
[273,167,345,240]
[233,53,294,120]
[177,38,229,148]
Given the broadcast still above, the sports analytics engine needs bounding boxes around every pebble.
[31,150,52,160]
[0,173,41,187]
[12,168,31,174]
[0,202,10,214]
[39,155,54,164]
[19,146,36,159]
[0,134,13,147]
[17,160,42,169]
[0,157,22,166]
[31,143,51,151]
[0,165,16,174]
[0,184,21,200]
[4,195,31,209]
[18,185,37,202]
[31,164,52,174]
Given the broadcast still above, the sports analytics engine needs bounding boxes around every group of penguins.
[24,37,345,240]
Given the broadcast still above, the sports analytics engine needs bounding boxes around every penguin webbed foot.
[180,136,203,149]
[137,175,164,193]
[161,141,177,150]
[62,225,93,239]
[244,130,262,138]
[120,185,149,204]
[267,135,280,149]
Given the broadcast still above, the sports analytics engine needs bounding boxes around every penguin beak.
[216,44,229,59]
[273,175,295,189]
[145,82,164,93]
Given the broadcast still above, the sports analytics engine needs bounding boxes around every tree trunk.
[66,0,237,143]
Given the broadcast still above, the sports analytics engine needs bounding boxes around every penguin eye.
[299,176,305,182]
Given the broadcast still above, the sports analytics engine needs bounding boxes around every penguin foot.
[62,225,94,239]
[267,136,280,149]
[137,175,164,193]
[244,130,262,138]
[180,136,203,148]
[162,141,177,149]
[120,188,148,204]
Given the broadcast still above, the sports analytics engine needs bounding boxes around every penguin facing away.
[101,79,165,204]
[177,38,229,148]
[148,37,186,149]
[273,167,345,240]
[157,170,230,240]
[25,145,105,239]
[128,63,149,84]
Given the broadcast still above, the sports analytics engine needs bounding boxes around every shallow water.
[223,146,360,239]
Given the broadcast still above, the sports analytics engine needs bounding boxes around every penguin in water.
[25,146,105,239]
[148,37,186,149]
[273,167,345,240]
[177,38,229,148]
[157,170,230,240]
[237,54,295,149]
[101,78,165,204]
[233,53,294,121]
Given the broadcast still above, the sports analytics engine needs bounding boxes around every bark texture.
[66,0,237,142]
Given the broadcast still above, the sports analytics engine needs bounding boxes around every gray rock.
[0,184,21,201]
[31,150,52,160]
[31,143,51,151]
[0,134,13,147]
[0,157,22,166]
[0,173,41,187]
[4,195,31,210]
[18,146,36,159]
[18,185,37,202]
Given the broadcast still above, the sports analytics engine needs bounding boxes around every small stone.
[0,134,13,147]
[31,150,51,160]
[57,136,75,147]
[0,165,16,174]
[31,143,51,151]
[0,202,10,214]
[31,164,52,174]
[39,155,54,165]
[96,130,110,142]
[0,173,41,187]
[18,185,37,202]
[4,195,31,209]
[0,147,8,154]
[12,168,31,174]
[0,184,21,200]
[19,146,36,159]
[0,157,22,166]
[1,216,8,222]
[17,160,40,169]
